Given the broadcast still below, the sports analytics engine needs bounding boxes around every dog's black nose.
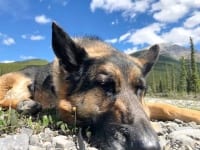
[125,119,161,150]
[131,136,160,150]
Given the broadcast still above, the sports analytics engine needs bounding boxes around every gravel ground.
[0,98,200,150]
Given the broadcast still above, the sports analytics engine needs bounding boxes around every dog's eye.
[135,78,147,96]
[135,85,147,99]
[96,73,116,96]
[136,85,147,92]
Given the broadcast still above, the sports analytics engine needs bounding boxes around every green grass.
[0,107,75,136]
[0,59,48,75]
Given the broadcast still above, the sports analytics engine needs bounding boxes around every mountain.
[130,43,200,95]
[131,43,200,62]
[159,43,200,61]
[0,59,48,75]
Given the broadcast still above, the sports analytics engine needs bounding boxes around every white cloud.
[119,32,131,42]
[90,0,133,12]
[90,0,152,18]
[134,0,151,13]
[90,0,200,23]
[105,38,118,44]
[2,37,15,46]
[128,23,165,45]
[0,60,15,63]
[151,0,200,23]
[22,34,45,41]
[124,47,138,54]
[20,55,35,60]
[30,35,45,41]
[90,0,200,49]
[116,24,200,48]
[35,14,51,24]
[0,32,15,46]
[162,27,191,45]
[162,26,200,45]
[184,11,200,28]
[153,4,188,23]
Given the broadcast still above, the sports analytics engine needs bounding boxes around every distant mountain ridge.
[130,43,200,62]
[158,43,200,61]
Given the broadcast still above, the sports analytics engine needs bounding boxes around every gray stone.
[87,148,98,150]
[0,133,29,150]
[52,135,76,149]
[168,129,200,149]
[158,136,168,149]
[165,122,180,132]
[30,134,40,145]
[188,121,197,128]
[43,141,54,149]
[20,127,33,136]
[29,145,46,150]
[169,129,200,140]
[44,127,58,137]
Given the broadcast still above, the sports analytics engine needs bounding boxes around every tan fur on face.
[52,58,69,99]
[52,58,73,119]
[128,55,143,69]
[128,66,142,85]
[74,38,114,58]
[113,99,127,122]
[98,62,123,93]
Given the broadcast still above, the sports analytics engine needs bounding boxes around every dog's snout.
[140,140,160,150]
[130,132,160,150]
[121,119,160,150]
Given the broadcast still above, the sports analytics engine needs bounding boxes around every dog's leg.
[146,102,200,124]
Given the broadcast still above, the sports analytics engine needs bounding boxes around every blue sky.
[0,0,200,62]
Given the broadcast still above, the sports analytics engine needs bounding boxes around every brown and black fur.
[1,22,200,150]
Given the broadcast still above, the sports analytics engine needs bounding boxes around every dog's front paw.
[16,100,42,115]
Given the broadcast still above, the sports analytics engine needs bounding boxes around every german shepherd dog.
[0,23,200,150]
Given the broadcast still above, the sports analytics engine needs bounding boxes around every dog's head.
[52,22,160,150]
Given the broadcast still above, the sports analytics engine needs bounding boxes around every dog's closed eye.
[134,77,147,97]
[96,73,116,97]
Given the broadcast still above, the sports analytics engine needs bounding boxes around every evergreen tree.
[158,79,163,93]
[178,57,187,93]
[190,37,199,95]
[186,58,192,94]
[171,64,176,93]
[165,64,171,93]
[151,71,156,93]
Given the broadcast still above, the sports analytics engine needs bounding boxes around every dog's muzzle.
[95,118,161,150]
[121,120,160,150]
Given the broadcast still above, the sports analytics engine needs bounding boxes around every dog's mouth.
[82,121,160,150]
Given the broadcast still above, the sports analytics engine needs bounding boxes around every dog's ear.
[138,44,160,76]
[52,22,88,72]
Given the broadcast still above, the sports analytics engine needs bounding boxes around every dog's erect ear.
[52,22,88,72]
[138,44,160,76]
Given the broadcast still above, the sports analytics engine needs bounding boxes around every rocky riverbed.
[0,98,200,150]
